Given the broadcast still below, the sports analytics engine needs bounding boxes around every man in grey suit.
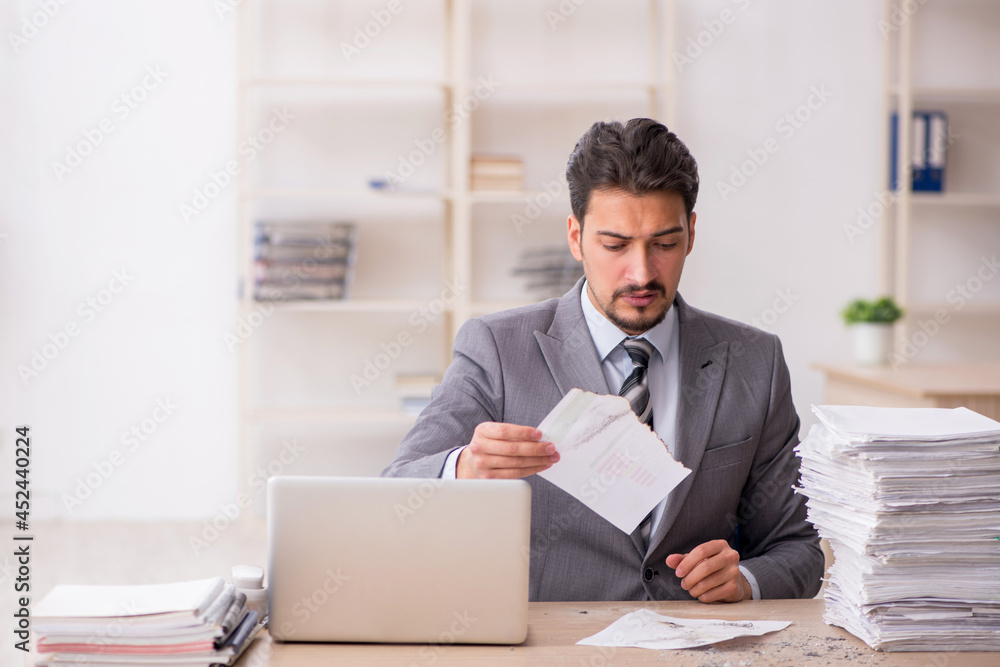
[382,118,824,603]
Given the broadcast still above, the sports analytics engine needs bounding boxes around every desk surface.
[813,362,1000,398]
[244,599,997,666]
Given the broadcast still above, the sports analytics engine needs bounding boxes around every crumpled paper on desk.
[577,609,791,650]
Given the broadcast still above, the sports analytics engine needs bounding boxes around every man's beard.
[598,281,669,335]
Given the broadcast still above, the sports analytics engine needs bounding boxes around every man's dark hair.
[566,118,699,226]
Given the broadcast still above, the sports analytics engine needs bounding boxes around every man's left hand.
[665,539,751,603]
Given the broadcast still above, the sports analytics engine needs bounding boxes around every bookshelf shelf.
[883,0,1000,361]
[244,189,453,202]
[236,0,675,497]
[911,192,1000,207]
[250,407,420,425]
[890,85,1000,104]
[469,81,662,94]
[243,78,450,90]
[469,190,569,204]
[267,299,448,314]
[905,301,1000,317]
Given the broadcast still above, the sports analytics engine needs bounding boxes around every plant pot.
[851,322,894,365]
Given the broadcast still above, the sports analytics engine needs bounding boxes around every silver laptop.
[267,476,531,644]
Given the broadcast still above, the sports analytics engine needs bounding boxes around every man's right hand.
[456,423,559,479]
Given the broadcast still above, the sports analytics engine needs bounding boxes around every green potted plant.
[841,297,904,365]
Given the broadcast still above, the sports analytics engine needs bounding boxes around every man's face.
[567,188,696,335]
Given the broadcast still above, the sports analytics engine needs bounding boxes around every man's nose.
[626,248,657,286]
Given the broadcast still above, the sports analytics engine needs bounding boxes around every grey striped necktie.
[619,338,654,428]
[619,337,655,546]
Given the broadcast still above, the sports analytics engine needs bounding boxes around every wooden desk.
[239,599,997,666]
[813,362,1000,421]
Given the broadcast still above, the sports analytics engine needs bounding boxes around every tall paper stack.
[795,405,1000,652]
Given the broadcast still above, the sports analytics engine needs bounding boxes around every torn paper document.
[537,388,691,534]
[577,609,791,650]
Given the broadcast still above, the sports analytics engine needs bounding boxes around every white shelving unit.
[882,0,1000,357]
[235,0,675,509]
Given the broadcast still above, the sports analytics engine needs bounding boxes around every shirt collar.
[579,280,676,363]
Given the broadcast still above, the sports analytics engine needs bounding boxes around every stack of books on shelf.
[394,373,440,415]
[795,404,1000,652]
[254,221,357,301]
[470,155,523,192]
[512,246,584,300]
[34,577,261,666]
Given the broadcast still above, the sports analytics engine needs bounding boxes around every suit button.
[643,568,654,582]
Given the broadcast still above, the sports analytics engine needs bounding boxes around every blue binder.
[889,110,947,192]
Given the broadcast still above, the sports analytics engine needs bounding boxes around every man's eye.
[603,244,624,251]
[657,242,678,250]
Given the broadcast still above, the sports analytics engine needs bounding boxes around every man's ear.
[568,215,583,261]
[686,212,697,256]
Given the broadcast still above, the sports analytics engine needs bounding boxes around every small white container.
[851,322,894,365]
[232,564,268,619]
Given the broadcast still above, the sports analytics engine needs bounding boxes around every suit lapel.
[533,280,610,397]
[647,295,729,552]
[534,281,645,554]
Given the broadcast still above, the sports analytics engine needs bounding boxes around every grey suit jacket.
[381,280,824,601]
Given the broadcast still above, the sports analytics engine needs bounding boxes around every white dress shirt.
[441,281,759,598]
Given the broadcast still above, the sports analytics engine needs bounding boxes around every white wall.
[0,0,238,519]
[0,0,925,519]
[671,0,884,432]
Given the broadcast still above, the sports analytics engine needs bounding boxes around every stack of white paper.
[34,578,262,666]
[796,405,1000,652]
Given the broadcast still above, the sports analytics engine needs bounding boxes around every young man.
[382,118,823,602]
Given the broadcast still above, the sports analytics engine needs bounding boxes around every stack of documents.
[796,405,1000,652]
[34,577,262,666]
[253,221,357,301]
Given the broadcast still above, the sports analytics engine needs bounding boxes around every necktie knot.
[622,337,654,369]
